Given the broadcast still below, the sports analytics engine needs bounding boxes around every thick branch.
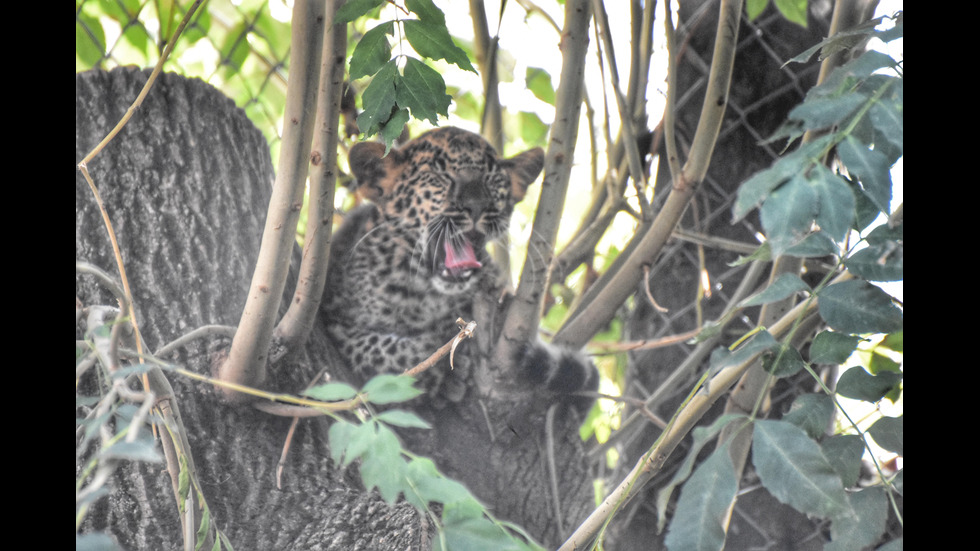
[276,0,347,347]
[217,0,325,402]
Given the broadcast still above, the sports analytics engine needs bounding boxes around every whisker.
[347,216,390,259]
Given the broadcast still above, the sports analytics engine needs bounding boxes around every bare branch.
[276,0,347,347]
[553,0,744,350]
[493,0,593,365]
[218,0,325,402]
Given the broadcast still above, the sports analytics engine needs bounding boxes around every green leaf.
[518,111,549,146]
[837,135,893,214]
[219,23,252,73]
[357,60,399,137]
[788,92,865,132]
[846,225,903,282]
[811,50,897,98]
[359,424,408,503]
[709,331,777,372]
[405,0,446,24]
[403,457,476,511]
[869,98,903,155]
[396,57,452,125]
[375,409,431,429]
[752,420,849,518]
[741,273,811,307]
[402,19,476,72]
[848,176,883,231]
[525,67,556,105]
[76,15,107,69]
[782,394,835,439]
[845,244,903,282]
[783,231,838,258]
[811,165,856,242]
[328,420,355,465]
[196,504,212,548]
[655,414,747,532]
[879,331,903,353]
[836,367,902,402]
[762,343,805,377]
[664,447,738,551]
[111,362,156,380]
[878,539,904,551]
[304,382,359,401]
[732,135,833,221]
[760,174,819,256]
[343,420,381,466]
[441,519,512,551]
[335,0,386,24]
[809,331,864,365]
[379,107,411,151]
[818,280,903,335]
[76,533,125,551]
[826,487,889,551]
[786,17,884,65]
[821,434,865,488]
[865,220,903,245]
[349,22,394,80]
[362,373,423,405]
[773,0,808,27]
[867,415,903,455]
[100,438,163,463]
[746,0,769,20]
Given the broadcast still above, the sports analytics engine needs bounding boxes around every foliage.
[336,0,476,148]
[315,374,545,550]
[659,16,903,551]
[77,1,903,549]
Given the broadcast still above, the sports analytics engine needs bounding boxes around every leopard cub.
[322,127,596,408]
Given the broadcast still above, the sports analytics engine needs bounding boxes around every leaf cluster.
[315,374,543,551]
[733,18,903,260]
[660,17,903,551]
[339,0,476,149]
[665,326,903,550]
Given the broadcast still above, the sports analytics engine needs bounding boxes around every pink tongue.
[444,239,482,275]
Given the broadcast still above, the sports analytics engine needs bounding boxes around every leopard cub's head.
[347,127,544,294]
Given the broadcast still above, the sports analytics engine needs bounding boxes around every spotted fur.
[322,127,595,405]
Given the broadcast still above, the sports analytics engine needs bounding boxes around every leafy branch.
[338,0,477,148]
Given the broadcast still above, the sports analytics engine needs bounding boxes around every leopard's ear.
[501,147,545,202]
[347,141,405,202]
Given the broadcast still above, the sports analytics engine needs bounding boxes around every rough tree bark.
[76,67,595,550]
[76,67,428,550]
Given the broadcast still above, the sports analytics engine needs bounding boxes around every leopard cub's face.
[347,127,544,295]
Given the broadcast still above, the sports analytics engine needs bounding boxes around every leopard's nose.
[454,175,490,223]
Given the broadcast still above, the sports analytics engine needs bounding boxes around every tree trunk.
[76,67,594,550]
[76,67,428,550]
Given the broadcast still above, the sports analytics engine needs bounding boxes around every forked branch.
[216,0,325,402]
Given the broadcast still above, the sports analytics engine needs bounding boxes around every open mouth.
[437,233,483,282]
